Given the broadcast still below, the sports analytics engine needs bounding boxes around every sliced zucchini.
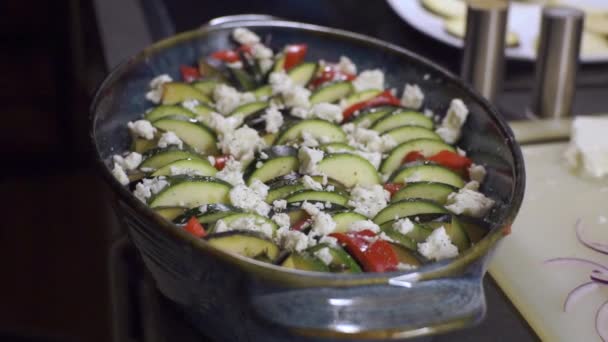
[266,178,303,203]
[342,89,382,108]
[371,110,434,133]
[187,102,216,119]
[161,82,212,105]
[381,138,456,175]
[246,157,299,185]
[229,101,269,119]
[253,85,272,99]
[458,218,487,244]
[389,164,465,188]
[309,81,354,104]
[287,62,318,86]
[153,206,188,220]
[151,158,217,177]
[152,118,218,154]
[373,199,449,225]
[145,105,197,122]
[197,58,228,82]
[218,212,278,237]
[281,252,329,272]
[382,125,441,144]
[422,217,470,252]
[192,79,222,96]
[391,182,458,204]
[207,231,280,261]
[380,219,433,245]
[332,211,368,233]
[131,137,158,154]
[174,204,242,225]
[285,190,349,206]
[308,244,362,273]
[351,106,397,125]
[148,176,231,208]
[389,243,422,268]
[316,153,381,187]
[318,142,354,152]
[276,119,346,145]
[139,148,202,170]
[228,68,257,91]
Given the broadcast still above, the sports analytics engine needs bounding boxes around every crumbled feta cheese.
[345,125,396,153]
[182,99,200,112]
[271,213,291,229]
[435,99,469,144]
[352,69,384,91]
[200,112,243,136]
[310,103,342,123]
[213,84,255,115]
[229,183,271,216]
[145,74,172,103]
[260,152,269,160]
[127,120,157,140]
[405,172,423,183]
[354,150,382,170]
[169,166,203,176]
[272,199,287,211]
[262,106,284,133]
[319,235,339,247]
[301,201,321,217]
[218,125,265,162]
[249,179,269,199]
[215,158,244,186]
[133,177,169,203]
[226,61,243,69]
[232,27,260,45]
[301,175,323,191]
[207,155,216,166]
[310,211,336,236]
[157,131,183,149]
[198,204,208,213]
[255,161,263,169]
[298,147,324,175]
[269,71,311,109]
[215,216,273,239]
[417,227,459,261]
[276,227,309,252]
[251,43,273,59]
[326,185,335,192]
[314,247,334,266]
[378,232,396,243]
[269,71,293,95]
[445,188,495,218]
[463,180,480,191]
[336,56,357,75]
[564,116,608,178]
[348,220,381,234]
[300,131,321,147]
[393,218,415,235]
[423,108,434,118]
[400,84,424,109]
[348,184,390,218]
[113,152,142,170]
[112,164,130,185]
[456,147,467,156]
[468,164,487,184]
[258,58,274,74]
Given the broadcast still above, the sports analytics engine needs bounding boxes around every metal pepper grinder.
[530,6,584,119]
[461,0,509,103]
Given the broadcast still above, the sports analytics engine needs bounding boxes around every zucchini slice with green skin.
[252,85,272,99]
[371,110,434,133]
[318,142,355,152]
[272,54,286,72]
[131,137,158,154]
[342,89,382,108]
[422,217,470,252]
[151,158,217,177]
[187,103,216,119]
[153,206,188,220]
[206,231,280,261]
[152,118,218,154]
[197,58,228,82]
[350,106,397,125]
[192,79,222,96]
[174,204,242,225]
[381,138,456,175]
[307,243,362,273]
[139,148,202,170]
[382,125,441,145]
[229,101,269,119]
[281,252,329,272]
[380,219,433,246]
[391,182,458,204]
[287,62,318,86]
[228,68,257,91]
[217,212,278,237]
[276,119,347,145]
[145,105,197,122]
[265,175,345,203]
[389,164,465,188]
[285,190,349,206]
[148,176,231,208]
[389,243,422,268]
[161,82,212,105]
[246,156,299,185]
[309,81,354,104]
[373,199,449,225]
[316,153,381,187]
[332,211,368,233]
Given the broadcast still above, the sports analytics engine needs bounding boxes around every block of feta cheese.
[564,116,608,178]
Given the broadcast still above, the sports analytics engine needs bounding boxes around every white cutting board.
[489,142,608,342]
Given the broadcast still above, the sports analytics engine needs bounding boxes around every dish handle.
[249,273,486,339]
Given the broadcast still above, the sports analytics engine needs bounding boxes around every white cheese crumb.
[314,247,334,266]
[207,155,216,166]
[457,147,467,156]
[215,158,244,186]
[199,112,243,136]
[319,235,339,247]
[213,84,255,115]
[133,177,169,203]
[169,166,203,176]
[269,71,311,109]
[181,99,200,112]
[112,164,130,185]
[226,61,243,69]
[423,108,434,118]
[157,131,183,149]
[258,58,274,74]
[300,131,321,147]
[113,152,142,170]
[348,184,390,218]
[128,120,157,140]
[400,84,424,110]
[345,125,396,153]
[262,106,284,134]
[417,227,459,261]
[435,99,469,144]
[256,161,263,169]
[298,146,324,175]
[251,43,273,59]
[445,188,495,218]
[468,164,487,184]
[393,218,415,235]
[463,180,480,191]
[145,74,172,104]
[310,103,343,123]
[272,199,287,211]
[302,175,323,191]
[229,183,271,216]
[336,56,357,75]
[276,227,309,252]
[352,69,385,91]
[249,179,269,199]
[215,216,273,239]
[260,151,269,160]
[348,220,381,234]
[271,213,291,229]
[310,211,337,236]
[232,27,261,45]
[218,125,265,162]
[564,116,608,178]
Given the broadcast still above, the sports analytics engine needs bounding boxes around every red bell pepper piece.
[330,230,398,272]
[383,182,404,197]
[179,65,201,83]
[342,90,401,121]
[184,216,207,238]
[427,150,472,172]
[401,151,425,164]
[309,65,356,89]
[283,44,308,70]
[213,155,230,171]
[211,49,240,63]
[291,215,311,231]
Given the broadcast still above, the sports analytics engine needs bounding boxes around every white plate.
[386,0,608,63]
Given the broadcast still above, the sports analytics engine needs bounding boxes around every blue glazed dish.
[90,18,525,341]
